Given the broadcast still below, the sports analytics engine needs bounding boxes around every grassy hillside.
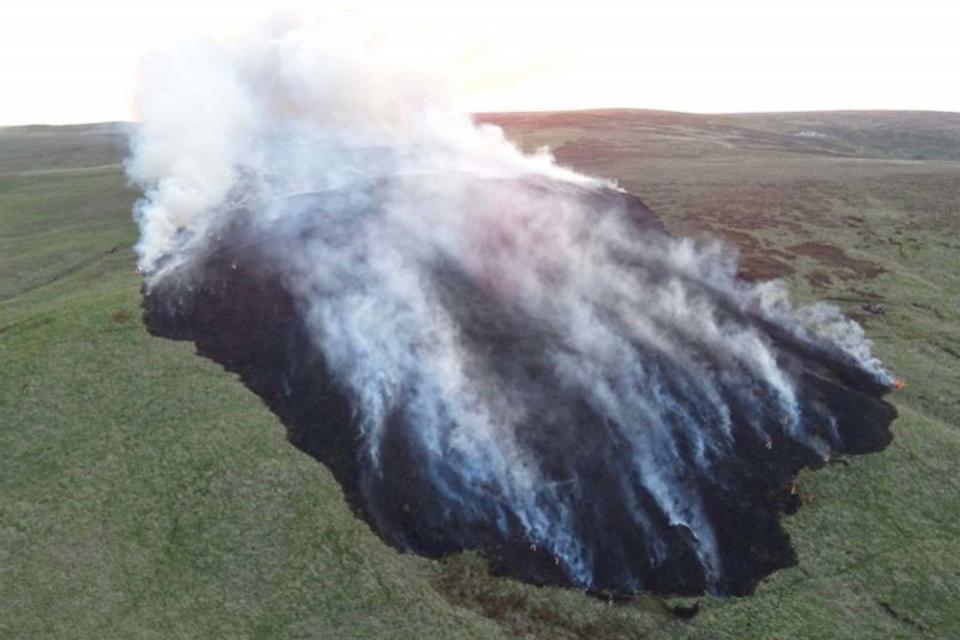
[2,113,959,639]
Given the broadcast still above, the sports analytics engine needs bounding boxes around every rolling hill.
[2,111,959,638]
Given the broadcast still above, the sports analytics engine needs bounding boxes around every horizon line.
[5,107,960,130]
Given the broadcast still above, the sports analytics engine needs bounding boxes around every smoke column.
[130,19,897,596]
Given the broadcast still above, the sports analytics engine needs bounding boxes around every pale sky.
[2,0,960,126]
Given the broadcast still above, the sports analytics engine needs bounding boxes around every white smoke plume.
[129,17,895,596]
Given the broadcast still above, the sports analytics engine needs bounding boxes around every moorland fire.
[130,21,897,597]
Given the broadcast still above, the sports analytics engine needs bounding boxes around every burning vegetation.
[130,20,898,598]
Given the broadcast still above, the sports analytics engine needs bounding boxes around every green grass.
[2,114,959,638]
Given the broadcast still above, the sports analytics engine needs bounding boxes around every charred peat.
[142,181,896,598]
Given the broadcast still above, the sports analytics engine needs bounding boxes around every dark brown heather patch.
[805,270,834,288]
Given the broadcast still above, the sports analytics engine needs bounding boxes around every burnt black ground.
[142,179,896,598]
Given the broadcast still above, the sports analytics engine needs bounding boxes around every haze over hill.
[482,110,960,161]
[2,110,959,638]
